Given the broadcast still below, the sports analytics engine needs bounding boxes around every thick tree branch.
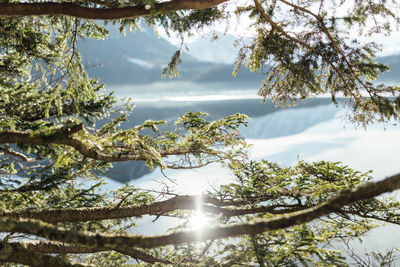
[0,125,234,163]
[0,240,88,267]
[0,125,145,162]
[0,0,228,19]
[0,172,399,249]
[13,241,172,264]
[0,195,302,223]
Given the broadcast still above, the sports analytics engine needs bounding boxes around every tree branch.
[13,241,172,264]
[0,195,302,223]
[0,240,88,267]
[0,147,38,162]
[0,125,143,162]
[1,172,400,249]
[0,0,228,20]
[0,124,235,163]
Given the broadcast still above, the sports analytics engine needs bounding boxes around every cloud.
[126,57,155,69]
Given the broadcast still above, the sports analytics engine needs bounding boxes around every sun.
[189,212,210,229]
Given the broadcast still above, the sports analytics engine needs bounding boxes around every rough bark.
[13,241,172,264]
[0,0,228,19]
[0,195,301,223]
[0,241,88,267]
[0,125,222,163]
[0,125,145,162]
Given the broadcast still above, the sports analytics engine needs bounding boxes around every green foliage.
[232,0,400,125]
[201,161,375,266]
[162,49,182,78]
[132,161,400,266]
[0,0,400,266]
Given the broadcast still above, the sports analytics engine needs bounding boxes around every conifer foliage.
[1,0,400,265]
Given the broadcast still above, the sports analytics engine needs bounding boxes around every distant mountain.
[78,27,400,89]
[78,26,262,87]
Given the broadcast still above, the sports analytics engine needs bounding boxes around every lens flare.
[189,212,210,229]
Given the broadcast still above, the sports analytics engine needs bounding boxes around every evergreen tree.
[0,0,400,265]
